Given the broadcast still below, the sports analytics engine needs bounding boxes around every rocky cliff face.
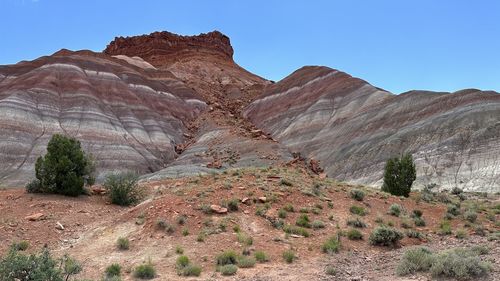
[244,66,500,192]
[0,50,206,186]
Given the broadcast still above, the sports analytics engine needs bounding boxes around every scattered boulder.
[25,213,46,221]
[210,204,228,214]
[258,196,267,203]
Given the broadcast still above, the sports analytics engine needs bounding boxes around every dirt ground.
[1,166,499,280]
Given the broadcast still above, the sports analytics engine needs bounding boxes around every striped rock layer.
[244,66,500,192]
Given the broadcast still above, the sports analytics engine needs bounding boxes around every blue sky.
[1,0,499,93]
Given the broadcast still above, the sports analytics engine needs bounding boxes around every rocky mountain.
[1,30,499,192]
[244,66,500,192]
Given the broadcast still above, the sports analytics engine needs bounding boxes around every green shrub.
[312,220,325,229]
[296,214,311,228]
[283,203,294,212]
[116,237,129,250]
[254,251,269,263]
[282,250,296,263]
[134,262,156,279]
[219,264,237,276]
[29,134,95,196]
[11,241,29,251]
[406,230,424,239]
[176,215,187,225]
[0,248,67,281]
[349,205,366,216]
[455,228,468,239]
[439,220,452,235]
[178,264,201,277]
[278,209,287,218]
[176,255,190,268]
[280,178,293,186]
[369,226,403,246]
[400,218,412,229]
[381,153,416,197]
[347,229,363,240]
[237,256,255,268]
[447,204,461,216]
[105,263,121,278]
[182,228,189,236]
[156,219,175,234]
[346,217,366,228]
[388,204,402,217]
[411,209,423,218]
[350,189,365,201]
[104,172,142,206]
[396,246,434,276]
[322,235,341,254]
[325,265,336,276]
[283,225,310,237]
[464,210,478,223]
[430,248,492,279]
[227,199,239,211]
[216,250,238,266]
[175,246,184,254]
[236,232,253,246]
[413,217,426,227]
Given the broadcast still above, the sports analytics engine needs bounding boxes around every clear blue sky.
[1,0,499,94]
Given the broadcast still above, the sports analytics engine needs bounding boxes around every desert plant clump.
[369,226,403,246]
[156,219,175,234]
[236,232,253,246]
[105,263,121,278]
[219,264,238,276]
[447,204,461,217]
[350,189,365,201]
[413,216,426,227]
[216,250,238,266]
[438,220,452,235]
[282,250,296,263]
[325,265,336,276]
[347,229,363,240]
[455,228,468,239]
[464,210,478,223]
[116,237,129,250]
[175,246,184,254]
[175,255,202,277]
[236,256,256,268]
[104,172,143,206]
[322,235,341,254]
[388,204,402,217]
[312,220,325,229]
[134,261,156,279]
[296,214,311,228]
[11,241,29,251]
[176,215,187,225]
[278,209,287,218]
[347,217,367,228]
[254,251,269,263]
[283,203,295,212]
[283,225,310,237]
[397,246,492,279]
[349,205,366,216]
[381,153,416,197]
[27,134,95,196]
[227,199,239,211]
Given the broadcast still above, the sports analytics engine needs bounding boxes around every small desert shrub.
[176,255,190,268]
[438,220,452,235]
[350,189,365,201]
[369,226,403,246]
[175,246,184,254]
[346,217,367,228]
[411,209,423,218]
[105,263,121,278]
[447,204,461,216]
[283,225,310,237]
[312,220,325,229]
[216,250,238,266]
[299,207,309,213]
[451,187,463,195]
[396,246,434,276]
[176,215,187,225]
[455,228,468,239]
[236,232,253,246]
[134,262,156,279]
[278,209,287,218]
[400,218,412,229]
[464,210,478,223]
[25,179,42,194]
[116,237,129,250]
[237,256,256,268]
[296,214,311,228]
[104,172,142,206]
[178,264,201,277]
[219,264,238,276]
[322,235,341,254]
[282,250,296,263]
[389,204,402,217]
[325,265,336,276]
[347,229,363,240]
[349,205,366,216]
[413,217,426,227]
[406,230,424,239]
[227,199,239,211]
[196,232,206,242]
[280,178,293,186]
[254,251,269,263]
[11,241,29,251]
[283,203,295,212]
[430,248,492,279]
[157,219,175,234]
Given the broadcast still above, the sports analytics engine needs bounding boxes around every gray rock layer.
[244,66,500,192]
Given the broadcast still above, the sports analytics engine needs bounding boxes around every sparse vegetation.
[389,204,402,217]
[347,229,363,240]
[283,225,310,237]
[134,261,156,279]
[312,220,325,229]
[381,153,416,197]
[283,203,295,212]
[11,241,29,251]
[254,251,269,263]
[282,250,296,263]
[27,134,95,196]
[438,220,452,235]
[464,210,478,223]
[369,226,403,246]
[349,205,366,216]
[236,232,253,246]
[350,189,365,201]
[278,209,287,218]
[397,246,492,279]
[347,217,367,228]
[219,264,238,276]
[175,246,184,254]
[105,263,121,278]
[413,216,426,227]
[236,256,256,268]
[116,237,129,250]
[227,199,239,211]
[325,265,336,276]
[322,235,341,254]
[296,214,311,228]
[104,172,142,206]
[216,250,238,266]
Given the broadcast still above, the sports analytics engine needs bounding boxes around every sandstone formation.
[244,66,500,192]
